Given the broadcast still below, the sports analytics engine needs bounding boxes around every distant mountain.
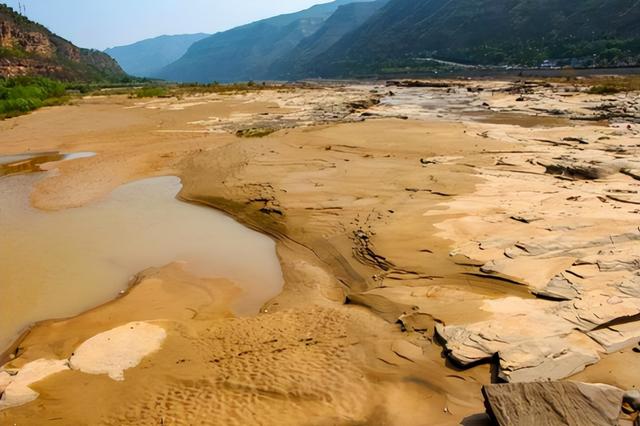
[313,0,640,77]
[0,4,125,81]
[157,0,374,83]
[269,0,388,80]
[105,33,209,78]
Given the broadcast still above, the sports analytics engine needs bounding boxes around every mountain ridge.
[157,0,374,83]
[312,0,640,77]
[105,33,209,78]
[269,0,388,80]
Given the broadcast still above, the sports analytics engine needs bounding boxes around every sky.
[3,0,323,50]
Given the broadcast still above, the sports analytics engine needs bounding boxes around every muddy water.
[0,174,284,352]
[0,152,96,177]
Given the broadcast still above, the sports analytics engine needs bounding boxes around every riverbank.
[1,79,639,424]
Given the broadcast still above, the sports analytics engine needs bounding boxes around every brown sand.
[1,83,639,424]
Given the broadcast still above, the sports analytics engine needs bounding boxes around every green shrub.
[132,86,169,98]
[0,76,68,118]
[587,85,621,95]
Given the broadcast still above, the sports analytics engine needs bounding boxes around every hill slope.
[0,4,125,81]
[157,0,372,83]
[269,0,388,80]
[105,33,209,78]
[313,0,640,76]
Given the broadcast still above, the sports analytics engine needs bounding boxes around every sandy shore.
[1,81,639,424]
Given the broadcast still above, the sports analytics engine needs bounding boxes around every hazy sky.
[3,0,323,50]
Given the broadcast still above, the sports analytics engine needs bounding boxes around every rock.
[563,137,589,145]
[533,273,581,300]
[588,320,640,353]
[622,169,640,181]
[69,321,166,381]
[512,229,640,257]
[436,297,610,382]
[624,390,640,412]
[398,312,435,333]
[0,371,12,394]
[615,275,640,297]
[598,258,640,272]
[420,158,439,165]
[557,291,640,331]
[538,160,617,180]
[497,335,600,383]
[0,359,69,411]
[510,215,542,224]
[482,381,625,426]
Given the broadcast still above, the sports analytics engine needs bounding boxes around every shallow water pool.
[0,174,284,352]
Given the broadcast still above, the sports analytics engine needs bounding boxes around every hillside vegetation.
[153,0,640,82]
[313,0,640,76]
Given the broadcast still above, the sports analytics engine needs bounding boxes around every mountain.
[0,4,125,81]
[269,0,388,80]
[157,0,373,83]
[105,33,209,78]
[312,0,640,77]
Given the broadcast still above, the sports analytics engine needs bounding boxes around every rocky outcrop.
[0,4,125,81]
[482,382,625,426]
[0,19,54,56]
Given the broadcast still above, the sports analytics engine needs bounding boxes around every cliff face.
[0,4,126,81]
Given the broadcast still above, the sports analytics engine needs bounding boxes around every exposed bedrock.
[428,125,640,382]
[482,382,626,426]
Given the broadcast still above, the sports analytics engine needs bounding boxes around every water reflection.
[0,152,96,177]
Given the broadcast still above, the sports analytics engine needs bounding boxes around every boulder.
[482,381,625,426]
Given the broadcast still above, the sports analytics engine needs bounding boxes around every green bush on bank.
[132,86,170,98]
[587,85,621,95]
[0,76,68,118]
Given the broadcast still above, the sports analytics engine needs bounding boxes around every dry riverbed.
[1,80,639,425]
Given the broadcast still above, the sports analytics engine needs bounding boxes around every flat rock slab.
[483,382,624,426]
[588,320,640,353]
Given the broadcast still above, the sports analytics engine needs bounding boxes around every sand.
[1,82,639,425]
